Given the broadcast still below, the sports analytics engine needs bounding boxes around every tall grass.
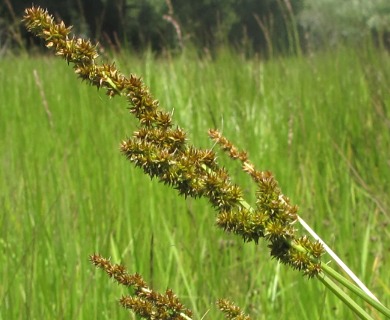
[1,44,389,319]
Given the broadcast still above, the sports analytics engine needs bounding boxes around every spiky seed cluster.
[209,129,324,276]
[217,299,252,320]
[90,254,193,320]
[24,5,324,283]
[23,7,96,63]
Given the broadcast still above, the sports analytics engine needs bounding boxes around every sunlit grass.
[1,44,389,319]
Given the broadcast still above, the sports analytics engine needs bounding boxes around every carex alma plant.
[23,6,390,320]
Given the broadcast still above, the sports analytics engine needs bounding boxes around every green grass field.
[1,44,389,319]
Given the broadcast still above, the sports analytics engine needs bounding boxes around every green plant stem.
[298,215,380,302]
[321,263,390,318]
[318,274,374,320]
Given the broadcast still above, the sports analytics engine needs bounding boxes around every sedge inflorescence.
[217,299,252,320]
[24,5,325,317]
[90,254,193,320]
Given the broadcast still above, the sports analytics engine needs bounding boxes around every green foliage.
[1,0,303,54]
[299,0,390,48]
[170,0,239,47]
[4,0,389,54]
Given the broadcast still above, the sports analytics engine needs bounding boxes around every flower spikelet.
[217,299,252,320]
[209,129,324,276]
[90,254,193,319]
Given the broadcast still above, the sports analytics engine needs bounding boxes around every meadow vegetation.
[1,19,389,319]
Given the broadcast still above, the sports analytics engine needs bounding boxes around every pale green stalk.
[318,274,373,320]
[297,216,390,318]
[321,263,390,318]
[297,216,379,302]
